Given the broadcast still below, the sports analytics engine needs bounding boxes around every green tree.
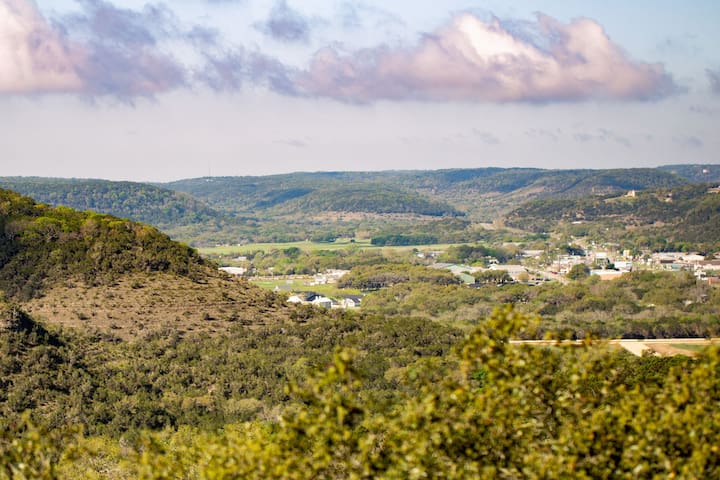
[567,263,591,280]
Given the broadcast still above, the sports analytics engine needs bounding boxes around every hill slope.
[165,168,687,221]
[504,183,720,246]
[164,174,461,217]
[658,164,720,183]
[0,189,287,337]
[0,177,221,227]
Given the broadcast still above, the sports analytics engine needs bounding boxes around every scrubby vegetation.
[338,264,460,290]
[359,270,720,338]
[3,307,718,478]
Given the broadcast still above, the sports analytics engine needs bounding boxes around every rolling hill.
[0,188,288,338]
[658,164,720,183]
[0,177,221,227]
[0,166,697,246]
[504,183,720,246]
[164,167,688,221]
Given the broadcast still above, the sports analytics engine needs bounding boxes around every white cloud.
[0,0,82,93]
[298,13,676,103]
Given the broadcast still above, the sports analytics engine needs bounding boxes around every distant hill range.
[0,188,287,338]
[163,174,462,217]
[164,167,686,220]
[2,165,714,244]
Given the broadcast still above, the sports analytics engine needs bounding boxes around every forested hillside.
[659,164,720,183]
[165,167,687,221]
[505,183,720,248]
[0,189,290,337]
[0,177,221,227]
[0,188,212,299]
[0,166,696,246]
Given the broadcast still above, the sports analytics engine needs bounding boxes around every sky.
[1,0,719,181]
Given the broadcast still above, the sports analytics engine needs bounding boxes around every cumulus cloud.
[0,0,82,93]
[0,0,293,99]
[256,0,310,43]
[61,0,187,98]
[297,13,676,103]
[1,4,677,104]
[708,69,720,95]
[0,0,186,98]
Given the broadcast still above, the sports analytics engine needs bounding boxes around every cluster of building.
[429,247,720,286]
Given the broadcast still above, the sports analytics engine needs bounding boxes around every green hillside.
[0,177,221,227]
[165,168,687,221]
[164,174,461,217]
[658,164,720,183]
[505,183,720,247]
[277,185,461,216]
[0,188,213,300]
[0,188,294,340]
[0,167,692,247]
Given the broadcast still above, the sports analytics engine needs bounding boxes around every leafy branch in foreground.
[53,306,717,479]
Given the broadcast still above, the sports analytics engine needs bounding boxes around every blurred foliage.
[5,307,719,478]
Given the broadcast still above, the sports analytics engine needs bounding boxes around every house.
[219,266,246,276]
[309,269,350,286]
[311,296,334,308]
[591,270,624,281]
[490,264,528,281]
[301,292,321,302]
[341,295,363,308]
[613,261,633,272]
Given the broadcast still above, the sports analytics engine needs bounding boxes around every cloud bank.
[61,0,187,98]
[1,2,676,104]
[298,13,676,102]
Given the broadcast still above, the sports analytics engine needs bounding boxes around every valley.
[1,165,720,477]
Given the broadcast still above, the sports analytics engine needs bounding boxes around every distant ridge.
[164,167,687,220]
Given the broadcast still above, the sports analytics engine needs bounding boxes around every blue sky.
[1,0,718,181]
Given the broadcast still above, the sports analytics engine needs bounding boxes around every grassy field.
[198,239,464,256]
